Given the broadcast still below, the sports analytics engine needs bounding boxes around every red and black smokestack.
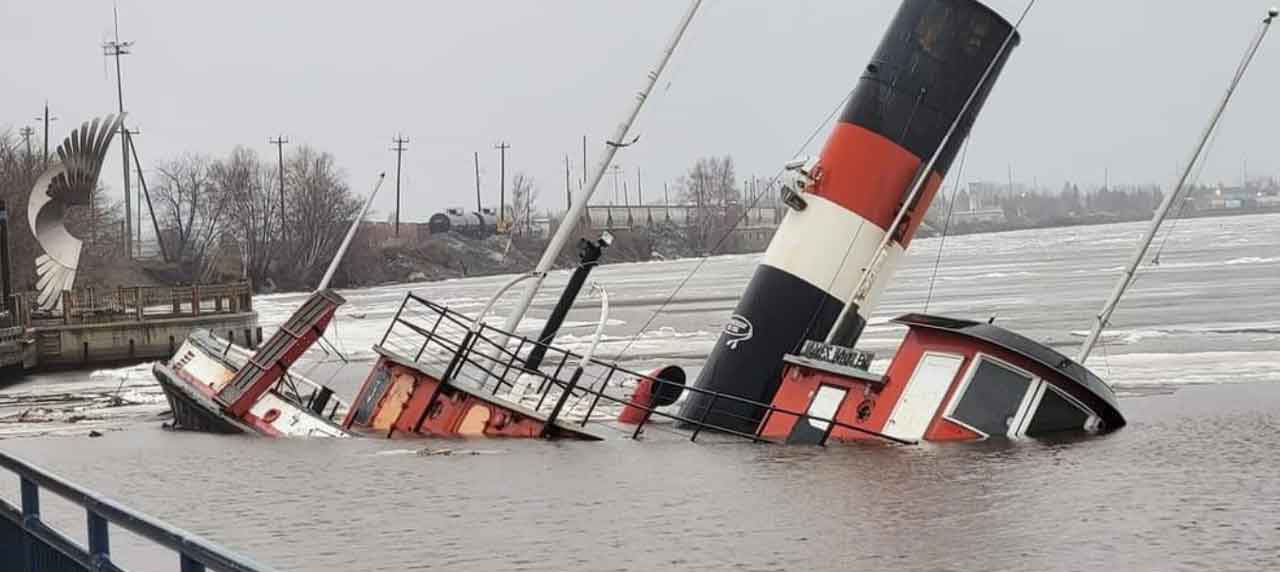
[683,0,1020,433]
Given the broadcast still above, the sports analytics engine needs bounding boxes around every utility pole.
[473,151,482,212]
[608,164,623,205]
[33,103,58,166]
[391,135,409,236]
[664,181,671,221]
[269,135,289,243]
[495,141,510,229]
[564,154,572,211]
[18,128,34,159]
[636,167,643,205]
[103,3,133,259]
[1,200,12,319]
[581,135,587,190]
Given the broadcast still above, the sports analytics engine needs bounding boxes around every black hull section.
[680,265,843,433]
[153,364,248,435]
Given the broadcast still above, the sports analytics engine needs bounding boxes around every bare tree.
[280,146,361,287]
[212,147,278,285]
[153,154,233,281]
[509,172,539,236]
[676,156,739,251]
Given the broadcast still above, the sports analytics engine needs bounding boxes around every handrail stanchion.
[689,394,719,443]
[579,368,616,427]
[88,511,110,567]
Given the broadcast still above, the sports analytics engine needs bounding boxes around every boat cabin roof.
[892,313,1123,427]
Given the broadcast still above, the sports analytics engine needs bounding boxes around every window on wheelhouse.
[945,356,1034,438]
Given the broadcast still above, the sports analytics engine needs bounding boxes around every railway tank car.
[427,208,498,238]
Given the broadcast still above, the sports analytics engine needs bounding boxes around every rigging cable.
[605,87,857,366]
[923,136,973,314]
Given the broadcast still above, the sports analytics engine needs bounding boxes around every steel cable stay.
[602,87,857,369]
[923,136,973,314]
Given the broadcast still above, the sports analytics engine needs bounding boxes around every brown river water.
[1,212,1278,571]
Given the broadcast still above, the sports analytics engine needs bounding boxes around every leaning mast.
[499,0,703,334]
[1078,8,1277,363]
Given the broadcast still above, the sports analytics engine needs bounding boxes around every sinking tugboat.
[339,0,1124,444]
[153,174,387,437]
[153,1,1272,445]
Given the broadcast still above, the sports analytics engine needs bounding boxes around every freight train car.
[427,208,498,238]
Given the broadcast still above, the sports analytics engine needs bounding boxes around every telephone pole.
[33,102,57,166]
[494,142,510,228]
[564,154,572,211]
[18,128,34,159]
[473,151,483,212]
[636,167,643,205]
[103,3,134,259]
[269,135,289,242]
[608,165,623,205]
[391,135,409,236]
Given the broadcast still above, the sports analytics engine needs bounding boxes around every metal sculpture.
[27,114,125,310]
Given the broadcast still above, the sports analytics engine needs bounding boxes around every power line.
[391,135,409,236]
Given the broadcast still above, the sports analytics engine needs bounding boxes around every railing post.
[61,290,73,323]
[181,554,206,572]
[689,394,719,443]
[87,511,110,569]
[20,477,39,572]
[135,286,144,321]
[191,285,201,317]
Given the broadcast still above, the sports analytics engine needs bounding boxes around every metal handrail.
[0,451,274,572]
[381,292,912,445]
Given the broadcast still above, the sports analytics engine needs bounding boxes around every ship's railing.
[380,292,906,444]
[0,451,274,571]
[0,325,25,344]
[274,372,349,424]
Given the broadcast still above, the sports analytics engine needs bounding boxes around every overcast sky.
[4,1,1278,223]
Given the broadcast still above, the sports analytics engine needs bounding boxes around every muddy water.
[2,212,1279,570]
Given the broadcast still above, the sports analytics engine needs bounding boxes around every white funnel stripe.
[761,194,903,307]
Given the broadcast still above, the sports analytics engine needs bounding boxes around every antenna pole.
[1078,9,1276,363]
[104,3,133,259]
[391,135,410,236]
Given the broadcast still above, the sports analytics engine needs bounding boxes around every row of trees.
[0,129,364,292]
[149,146,361,288]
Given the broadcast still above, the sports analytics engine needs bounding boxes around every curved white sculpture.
[27,114,125,310]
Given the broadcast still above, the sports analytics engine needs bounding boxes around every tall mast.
[1077,8,1276,364]
[500,0,703,334]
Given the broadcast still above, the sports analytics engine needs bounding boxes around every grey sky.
[4,1,1278,223]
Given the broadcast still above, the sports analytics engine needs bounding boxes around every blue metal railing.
[0,451,274,572]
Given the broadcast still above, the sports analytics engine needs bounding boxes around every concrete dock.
[5,282,259,373]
